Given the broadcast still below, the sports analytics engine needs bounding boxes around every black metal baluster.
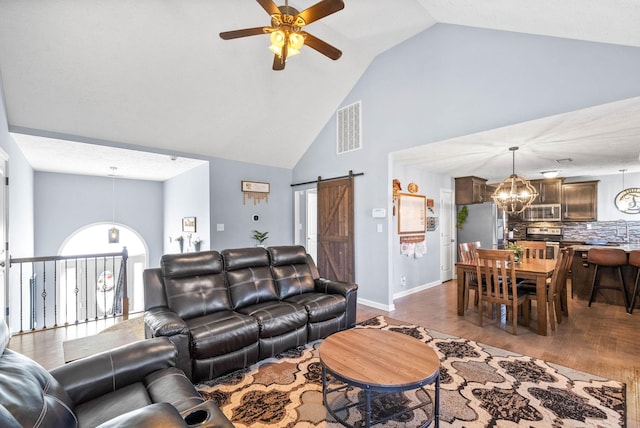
[41,261,47,329]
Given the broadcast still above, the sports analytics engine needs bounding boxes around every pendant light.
[108,166,119,243]
[491,147,538,215]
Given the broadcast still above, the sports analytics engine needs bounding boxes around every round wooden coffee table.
[319,328,440,428]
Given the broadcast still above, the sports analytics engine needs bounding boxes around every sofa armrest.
[314,278,357,296]
[96,402,188,428]
[144,307,193,380]
[314,278,358,328]
[144,307,189,338]
[50,337,177,405]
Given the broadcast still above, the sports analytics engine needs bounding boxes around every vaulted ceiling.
[1,0,639,179]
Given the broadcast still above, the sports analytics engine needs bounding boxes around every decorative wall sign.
[614,187,640,214]
[427,198,435,214]
[182,217,197,232]
[397,193,426,234]
[242,181,270,205]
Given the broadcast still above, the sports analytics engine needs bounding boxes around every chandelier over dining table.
[491,146,538,215]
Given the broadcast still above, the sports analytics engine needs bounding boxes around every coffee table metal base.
[322,366,440,428]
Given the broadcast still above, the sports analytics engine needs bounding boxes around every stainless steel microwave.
[522,204,562,221]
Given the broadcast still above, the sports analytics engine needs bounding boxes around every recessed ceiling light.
[541,170,559,178]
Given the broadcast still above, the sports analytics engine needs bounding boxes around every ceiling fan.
[220,0,344,71]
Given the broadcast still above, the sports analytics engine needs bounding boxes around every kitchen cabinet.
[562,181,598,221]
[455,176,487,205]
[530,178,563,204]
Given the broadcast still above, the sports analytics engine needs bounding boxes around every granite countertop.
[570,243,640,252]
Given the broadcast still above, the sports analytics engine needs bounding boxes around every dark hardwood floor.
[7,279,640,425]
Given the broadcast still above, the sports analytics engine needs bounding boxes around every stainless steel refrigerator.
[457,202,506,251]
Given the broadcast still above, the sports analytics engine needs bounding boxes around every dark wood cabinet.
[455,176,487,205]
[530,178,563,204]
[562,181,598,221]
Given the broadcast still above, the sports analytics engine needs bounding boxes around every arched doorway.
[58,223,148,322]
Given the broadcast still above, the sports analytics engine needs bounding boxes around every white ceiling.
[1,0,640,180]
[393,96,640,183]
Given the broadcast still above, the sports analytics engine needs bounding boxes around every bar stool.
[587,247,631,313]
[628,250,640,314]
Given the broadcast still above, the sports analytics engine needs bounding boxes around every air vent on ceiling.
[336,101,362,155]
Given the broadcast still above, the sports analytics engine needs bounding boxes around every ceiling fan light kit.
[220,0,344,70]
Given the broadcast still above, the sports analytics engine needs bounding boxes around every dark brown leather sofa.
[144,245,358,382]
[0,318,233,428]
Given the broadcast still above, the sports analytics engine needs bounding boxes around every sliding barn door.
[317,177,354,283]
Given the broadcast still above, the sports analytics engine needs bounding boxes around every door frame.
[0,151,7,325]
[440,188,455,282]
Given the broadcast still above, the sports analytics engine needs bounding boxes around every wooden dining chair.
[475,248,530,335]
[520,248,572,331]
[558,247,574,318]
[516,241,554,287]
[517,241,552,261]
[459,242,481,311]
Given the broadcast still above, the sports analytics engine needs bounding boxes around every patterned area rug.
[196,316,626,427]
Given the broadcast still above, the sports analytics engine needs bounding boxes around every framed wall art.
[397,193,426,234]
[182,217,197,233]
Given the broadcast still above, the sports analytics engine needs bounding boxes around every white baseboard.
[393,280,441,300]
[357,280,442,312]
[357,298,395,312]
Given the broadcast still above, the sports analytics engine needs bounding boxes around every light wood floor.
[7,280,640,426]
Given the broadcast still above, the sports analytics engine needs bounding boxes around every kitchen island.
[570,244,640,310]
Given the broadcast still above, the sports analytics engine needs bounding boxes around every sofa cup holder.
[181,401,224,427]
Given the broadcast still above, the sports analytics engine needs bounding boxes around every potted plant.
[457,206,468,229]
[506,242,525,263]
[252,230,269,247]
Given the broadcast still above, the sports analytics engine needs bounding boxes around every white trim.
[393,280,441,300]
[357,297,395,313]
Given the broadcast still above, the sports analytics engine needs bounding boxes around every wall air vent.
[336,101,362,155]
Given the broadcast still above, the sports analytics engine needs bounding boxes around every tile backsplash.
[509,220,639,243]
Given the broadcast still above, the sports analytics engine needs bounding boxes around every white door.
[440,189,454,281]
[306,189,318,262]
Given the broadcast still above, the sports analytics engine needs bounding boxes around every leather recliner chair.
[0,319,234,427]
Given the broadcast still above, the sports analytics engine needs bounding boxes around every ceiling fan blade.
[257,0,281,16]
[301,31,342,60]
[219,27,268,40]
[297,0,344,25]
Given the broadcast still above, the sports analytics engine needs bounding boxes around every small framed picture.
[182,217,196,233]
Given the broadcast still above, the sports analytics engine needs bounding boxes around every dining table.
[455,258,557,336]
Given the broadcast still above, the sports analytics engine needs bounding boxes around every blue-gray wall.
[34,172,164,266]
[209,157,293,249]
[0,76,35,320]
[0,79,35,261]
[163,163,210,256]
[293,24,640,308]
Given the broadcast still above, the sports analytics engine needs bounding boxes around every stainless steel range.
[526,227,563,242]
[525,227,563,258]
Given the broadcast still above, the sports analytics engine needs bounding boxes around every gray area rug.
[196,315,626,427]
